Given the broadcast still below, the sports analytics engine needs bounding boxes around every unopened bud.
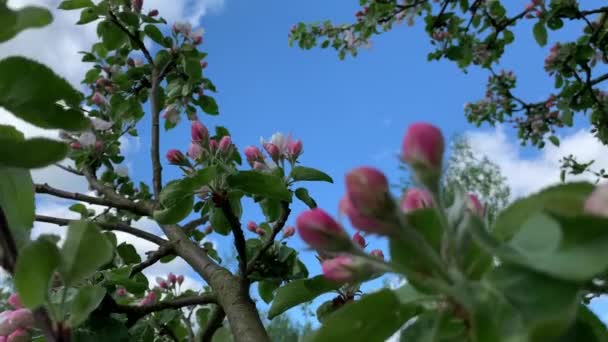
[400,188,434,212]
[247,221,258,232]
[91,92,107,106]
[116,288,127,297]
[7,294,22,310]
[7,327,29,342]
[283,226,295,238]
[244,146,263,166]
[263,143,280,162]
[147,9,158,16]
[219,136,232,154]
[321,256,377,283]
[191,120,209,142]
[166,149,187,165]
[467,193,485,217]
[131,0,143,13]
[296,209,351,252]
[370,249,384,259]
[352,232,366,248]
[287,139,303,159]
[188,142,204,160]
[402,122,445,188]
[177,275,184,285]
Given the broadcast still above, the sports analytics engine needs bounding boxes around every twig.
[35,183,149,216]
[183,216,208,235]
[82,168,153,215]
[35,215,167,246]
[246,201,290,274]
[54,163,83,176]
[150,69,162,199]
[130,242,176,276]
[108,10,154,66]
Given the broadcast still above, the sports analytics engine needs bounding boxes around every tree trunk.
[161,224,270,342]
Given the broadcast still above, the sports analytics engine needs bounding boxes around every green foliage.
[0,57,88,130]
[69,285,107,327]
[290,166,333,183]
[14,238,61,308]
[59,220,114,285]
[0,166,34,246]
[0,125,68,168]
[268,275,341,319]
[227,171,292,201]
[0,1,52,42]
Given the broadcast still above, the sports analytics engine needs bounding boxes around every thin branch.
[130,242,176,276]
[82,168,153,216]
[35,183,149,216]
[217,197,247,281]
[35,215,167,246]
[183,216,208,235]
[199,305,225,342]
[116,294,217,319]
[150,69,162,199]
[246,201,290,274]
[54,163,83,176]
[108,10,154,66]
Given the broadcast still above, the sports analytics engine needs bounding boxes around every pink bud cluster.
[432,30,450,41]
[0,295,33,341]
[172,22,204,45]
[155,273,185,291]
[246,221,266,237]
[138,291,157,307]
[167,120,234,167]
[544,43,562,71]
[245,133,303,171]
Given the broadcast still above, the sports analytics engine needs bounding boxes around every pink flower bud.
[7,328,29,342]
[0,336,6,342]
[345,167,390,214]
[8,309,33,329]
[467,194,485,217]
[166,149,186,165]
[91,92,107,106]
[209,139,218,153]
[402,122,445,172]
[296,209,351,251]
[95,78,109,88]
[191,120,209,142]
[94,140,104,152]
[131,0,142,13]
[244,146,262,166]
[370,249,384,259]
[192,35,203,45]
[283,226,295,238]
[168,273,177,284]
[247,221,258,232]
[287,139,303,159]
[321,256,368,283]
[116,288,127,297]
[188,142,203,160]
[70,141,82,150]
[263,143,280,162]
[352,232,366,248]
[253,161,269,171]
[200,61,208,69]
[339,195,396,235]
[7,295,21,310]
[255,228,266,236]
[147,9,158,16]
[400,188,434,212]
[219,136,232,154]
[585,184,608,217]
[177,275,184,285]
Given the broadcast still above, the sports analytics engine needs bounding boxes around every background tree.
[289,0,608,181]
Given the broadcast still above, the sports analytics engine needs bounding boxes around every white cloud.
[465,126,608,198]
[147,0,224,25]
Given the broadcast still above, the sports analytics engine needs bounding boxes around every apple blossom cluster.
[295,122,486,284]
[524,0,544,19]
[166,120,234,171]
[114,273,186,307]
[0,294,34,342]
[243,133,303,171]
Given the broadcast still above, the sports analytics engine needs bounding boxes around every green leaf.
[295,187,317,208]
[14,238,61,308]
[558,306,608,342]
[70,285,107,327]
[290,166,333,183]
[227,171,291,201]
[549,135,560,146]
[60,220,114,285]
[485,265,580,340]
[268,275,340,319]
[117,243,142,264]
[309,290,418,342]
[0,2,52,42]
[69,203,89,218]
[144,24,167,47]
[399,312,467,341]
[0,135,67,168]
[153,195,194,224]
[199,95,219,115]
[0,166,34,247]
[58,0,94,10]
[492,182,594,241]
[97,20,127,50]
[0,57,88,130]
[210,207,231,236]
[533,22,548,46]
[258,280,280,304]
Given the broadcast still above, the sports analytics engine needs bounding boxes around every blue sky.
[4,0,608,330]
